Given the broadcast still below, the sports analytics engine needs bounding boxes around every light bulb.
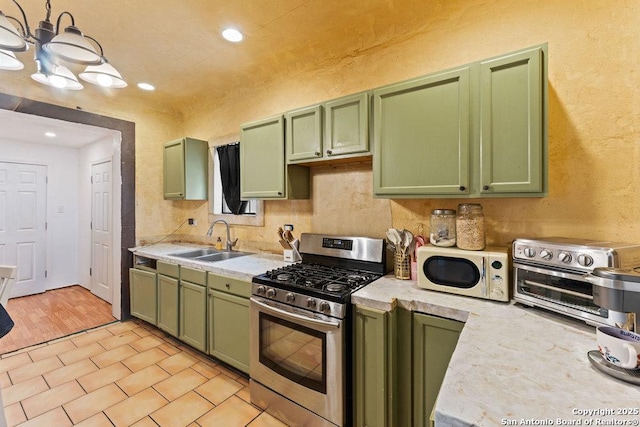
[49,75,67,88]
[96,73,113,87]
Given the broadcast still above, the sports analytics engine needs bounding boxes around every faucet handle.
[228,238,239,250]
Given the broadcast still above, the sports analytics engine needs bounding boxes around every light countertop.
[130,243,290,282]
[131,243,640,426]
[352,277,640,426]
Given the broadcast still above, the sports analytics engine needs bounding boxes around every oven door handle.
[522,279,594,300]
[250,297,341,330]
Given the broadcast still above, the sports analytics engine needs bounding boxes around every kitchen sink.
[195,251,250,262]
[168,248,250,262]
[168,248,220,258]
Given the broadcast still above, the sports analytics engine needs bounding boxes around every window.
[209,142,264,226]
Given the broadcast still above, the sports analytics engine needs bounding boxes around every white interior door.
[91,160,113,303]
[0,162,47,298]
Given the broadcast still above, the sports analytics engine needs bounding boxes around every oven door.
[513,262,609,324]
[250,296,344,426]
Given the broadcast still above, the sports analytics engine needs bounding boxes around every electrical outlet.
[188,218,197,226]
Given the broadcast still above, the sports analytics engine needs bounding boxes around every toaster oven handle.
[522,280,594,300]
[250,297,341,330]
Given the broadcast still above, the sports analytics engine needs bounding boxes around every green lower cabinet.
[208,289,250,373]
[129,268,157,325]
[412,313,463,427]
[353,306,463,427]
[157,274,179,337]
[353,305,396,427]
[179,280,207,352]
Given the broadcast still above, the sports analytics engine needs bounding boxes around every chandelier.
[0,0,126,90]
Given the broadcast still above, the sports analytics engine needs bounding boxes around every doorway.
[0,93,136,320]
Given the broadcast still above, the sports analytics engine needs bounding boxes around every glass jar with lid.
[430,209,456,247]
[455,203,486,250]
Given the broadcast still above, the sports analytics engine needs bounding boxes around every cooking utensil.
[402,229,414,256]
[284,230,295,242]
[278,227,292,249]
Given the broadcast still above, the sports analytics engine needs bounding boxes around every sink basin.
[196,251,250,262]
[169,248,220,258]
[168,248,250,262]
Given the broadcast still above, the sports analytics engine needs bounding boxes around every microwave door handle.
[250,297,341,331]
[481,258,487,297]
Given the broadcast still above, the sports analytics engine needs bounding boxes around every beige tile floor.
[0,319,288,426]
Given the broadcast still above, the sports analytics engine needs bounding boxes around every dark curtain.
[217,143,248,215]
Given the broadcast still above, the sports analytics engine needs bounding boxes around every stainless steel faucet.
[206,219,238,251]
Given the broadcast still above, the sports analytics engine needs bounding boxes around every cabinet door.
[412,313,463,427]
[373,67,471,197]
[129,268,157,325]
[240,115,286,199]
[163,139,185,199]
[286,105,323,162]
[157,274,179,337]
[479,46,544,194]
[325,92,369,157]
[179,281,207,352]
[354,305,394,427]
[208,289,250,374]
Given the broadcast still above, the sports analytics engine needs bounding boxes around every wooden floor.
[0,285,116,355]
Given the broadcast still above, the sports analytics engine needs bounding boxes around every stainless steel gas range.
[249,233,392,427]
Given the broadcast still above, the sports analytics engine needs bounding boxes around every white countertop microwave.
[416,245,510,302]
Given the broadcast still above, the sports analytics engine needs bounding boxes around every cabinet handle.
[459,186,466,191]
[326,150,333,156]
[483,185,490,191]
[315,151,321,156]
[277,192,283,196]
[225,283,231,289]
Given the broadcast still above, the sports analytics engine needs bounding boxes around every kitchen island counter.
[130,242,290,282]
[352,277,640,427]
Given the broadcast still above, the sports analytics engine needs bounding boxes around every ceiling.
[0,108,116,147]
[0,0,435,114]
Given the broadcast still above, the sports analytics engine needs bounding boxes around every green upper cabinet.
[287,92,370,164]
[240,115,310,199]
[163,137,208,200]
[373,43,547,198]
[373,67,471,196]
[286,105,323,162]
[479,46,545,195]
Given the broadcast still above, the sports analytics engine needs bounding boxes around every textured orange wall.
[2,1,636,251]
[179,0,640,251]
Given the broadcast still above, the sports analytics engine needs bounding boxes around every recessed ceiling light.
[222,28,243,43]
[137,82,155,91]
[44,132,56,138]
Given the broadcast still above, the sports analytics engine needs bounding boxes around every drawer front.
[181,266,207,285]
[207,273,250,298]
[157,261,179,278]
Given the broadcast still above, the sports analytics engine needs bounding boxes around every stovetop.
[253,262,381,303]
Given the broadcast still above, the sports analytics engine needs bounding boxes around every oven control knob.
[577,254,594,267]
[558,252,572,263]
[306,298,317,309]
[256,285,266,295]
[523,247,536,258]
[540,249,553,260]
[266,288,277,298]
[319,301,331,313]
[286,292,295,303]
